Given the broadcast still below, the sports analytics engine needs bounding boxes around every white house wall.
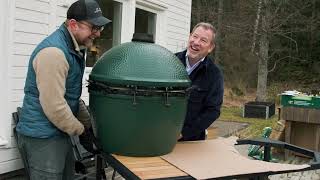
[0,0,191,174]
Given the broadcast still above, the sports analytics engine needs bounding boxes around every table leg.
[285,121,292,160]
[96,154,103,180]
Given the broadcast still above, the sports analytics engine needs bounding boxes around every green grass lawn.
[219,106,279,138]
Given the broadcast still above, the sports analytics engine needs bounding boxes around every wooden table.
[114,155,188,179]
[95,140,320,180]
[96,153,193,180]
[95,128,219,180]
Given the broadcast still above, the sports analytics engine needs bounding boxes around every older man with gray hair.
[176,22,224,141]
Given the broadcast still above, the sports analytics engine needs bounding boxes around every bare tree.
[214,0,223,64]
[191,0,320,98]
[255,0,269,101]
[251,0,262,53]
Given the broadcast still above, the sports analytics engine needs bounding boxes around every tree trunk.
[310,0,316,52]
[256,0,269,102]
[196,0,201,22]
[214,0,223,64]
[251,0,262,53]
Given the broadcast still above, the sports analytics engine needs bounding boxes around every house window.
[134,8,156,39]
[86,0,122,67]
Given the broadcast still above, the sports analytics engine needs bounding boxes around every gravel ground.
[268,157,320,180]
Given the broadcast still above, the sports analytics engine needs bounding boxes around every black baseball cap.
[67,0,111,26]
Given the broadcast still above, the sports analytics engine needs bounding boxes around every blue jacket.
[16,24,85,138]
[176,50,224,141]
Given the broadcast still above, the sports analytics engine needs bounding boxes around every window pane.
[86,0,122,67]
[135,8,156,36]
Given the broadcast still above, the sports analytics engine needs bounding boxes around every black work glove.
[79,127,101,154]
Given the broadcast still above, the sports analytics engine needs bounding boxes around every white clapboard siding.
[11,79,26,91]
[8,136,18,149]
[15,8,49,24]
[13,43,37,56]
[11,67,27,78]
[14,31,46,46]
[167,22,188,33]
[0,159,24,175]
[15,20,49,35]
[162,0,191,52]
[16,0,50,13]
[1,0,191,175]
[11,91,25,103]
[56,5,68,16]
[12,55,30,67]
[0,148,21,163]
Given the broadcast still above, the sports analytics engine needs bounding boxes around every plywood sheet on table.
[161,137,309,180]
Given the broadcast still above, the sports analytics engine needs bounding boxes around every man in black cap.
[16,0,111,179]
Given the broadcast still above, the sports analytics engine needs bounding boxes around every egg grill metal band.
[88,80,191,106]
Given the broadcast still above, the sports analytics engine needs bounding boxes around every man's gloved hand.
[79,127,100,154]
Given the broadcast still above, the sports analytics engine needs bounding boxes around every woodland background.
[191,0,320,102]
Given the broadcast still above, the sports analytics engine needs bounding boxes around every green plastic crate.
[280,95,320,109]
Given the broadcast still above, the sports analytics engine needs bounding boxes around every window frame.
[135,0,167,46]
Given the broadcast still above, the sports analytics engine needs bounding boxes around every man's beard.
[83,39,94,48]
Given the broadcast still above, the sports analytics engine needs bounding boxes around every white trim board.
[0,0,15,149]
